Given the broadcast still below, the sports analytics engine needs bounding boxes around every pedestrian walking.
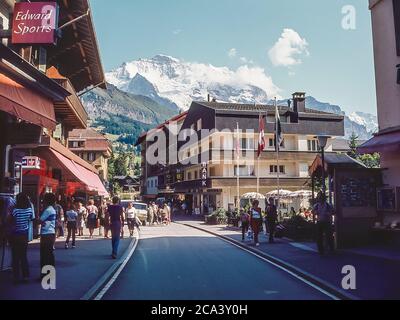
[103,201,110,239]
[9,193,34,284]
[65,202,78,249]
[249,200,263,246]
[98,200,107,236]
[126,202,138,237]
[265,197,278,244]
[163,203,171,225]
[39,193,57,278]
[148,203,154,225]
[76,202,87,237]
[312,192,335,255]
[108,196,124,259]
[54,201,64,239]
[240,209,250,242]
[86,200,98,239]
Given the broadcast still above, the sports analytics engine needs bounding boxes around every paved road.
[103,223,331,300]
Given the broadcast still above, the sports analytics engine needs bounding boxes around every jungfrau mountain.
[81,54,378,146]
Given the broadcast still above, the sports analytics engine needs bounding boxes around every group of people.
[147,202,171,225]
[240,198,279,247]
[239,193,335,255]
[4,192,140,285]
[5,193,58,284]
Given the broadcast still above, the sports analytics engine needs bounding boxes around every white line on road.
[93,231,140,300]
[182,223,341,300]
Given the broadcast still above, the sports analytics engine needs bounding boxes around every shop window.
[394,0,400,56]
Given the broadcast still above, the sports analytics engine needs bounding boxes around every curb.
[80,232,140,300]
[179,222,359,301]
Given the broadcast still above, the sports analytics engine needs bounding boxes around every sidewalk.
[0,225,134,300]
[178,218,400,300]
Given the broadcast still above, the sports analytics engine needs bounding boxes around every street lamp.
[315,135,331,196]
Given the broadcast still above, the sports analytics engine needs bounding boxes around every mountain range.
[81,54,378,147]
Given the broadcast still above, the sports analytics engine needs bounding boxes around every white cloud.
[239,56,254,64]
[228,48,237,58]
[173,29,182,35]
[268,28,309,67]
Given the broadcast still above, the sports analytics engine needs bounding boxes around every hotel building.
[139,93,345,213]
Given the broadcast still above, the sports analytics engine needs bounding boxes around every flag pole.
[256,104,260,195]
[275,97,281,219]
[236,122,240,210]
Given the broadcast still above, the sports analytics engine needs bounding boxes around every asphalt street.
[103,223,331,300]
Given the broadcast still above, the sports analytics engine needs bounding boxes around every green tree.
[113,152,129,177]
[347,133,380,168]
[348,132,359,159]
[358,153,381,168]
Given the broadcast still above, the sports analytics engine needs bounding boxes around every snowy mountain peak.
[106,55,280,110]
[105,54,378,139]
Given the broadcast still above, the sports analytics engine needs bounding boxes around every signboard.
[201,162,208,187]
[12,2,59,45]
[22,156,41,170]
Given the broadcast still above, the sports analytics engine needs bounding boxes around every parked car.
[120,200,148,225]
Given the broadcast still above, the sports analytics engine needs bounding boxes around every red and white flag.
[257,114,266,158]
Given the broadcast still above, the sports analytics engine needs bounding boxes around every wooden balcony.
[53,77,88,129]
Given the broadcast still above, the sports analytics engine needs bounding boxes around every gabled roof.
[135,111,188,146]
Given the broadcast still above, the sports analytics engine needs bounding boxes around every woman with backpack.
[86,200,98,239]
[249,200,263,247]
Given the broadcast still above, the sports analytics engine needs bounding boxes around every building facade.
[139,93,345,213]
[0,0,108,215]
[68,129,112,182]
[360,0,400,219]
[137,111,188,201]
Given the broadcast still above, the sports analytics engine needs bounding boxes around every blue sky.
[91,0,376,115]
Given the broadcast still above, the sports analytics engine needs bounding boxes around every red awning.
[49,149,109,197]
[0,72,56,130]
[358,130,400,154]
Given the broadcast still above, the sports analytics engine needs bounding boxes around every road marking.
[93,231,140,300]
[290,242,318,253]
[79,231,140,301]
[181,223,341,300]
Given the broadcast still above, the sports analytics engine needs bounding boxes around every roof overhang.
[0,44,71,102]
[358,129,400,154]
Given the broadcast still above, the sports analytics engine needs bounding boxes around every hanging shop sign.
[201,162,208,187]
[22,156,41,170]
[12,2,59,45]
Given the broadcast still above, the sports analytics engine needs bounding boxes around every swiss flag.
[257,114,266,158]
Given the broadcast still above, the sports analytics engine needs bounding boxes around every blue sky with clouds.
[91,0,376,115]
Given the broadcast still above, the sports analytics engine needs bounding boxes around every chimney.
[292,92,306,113]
